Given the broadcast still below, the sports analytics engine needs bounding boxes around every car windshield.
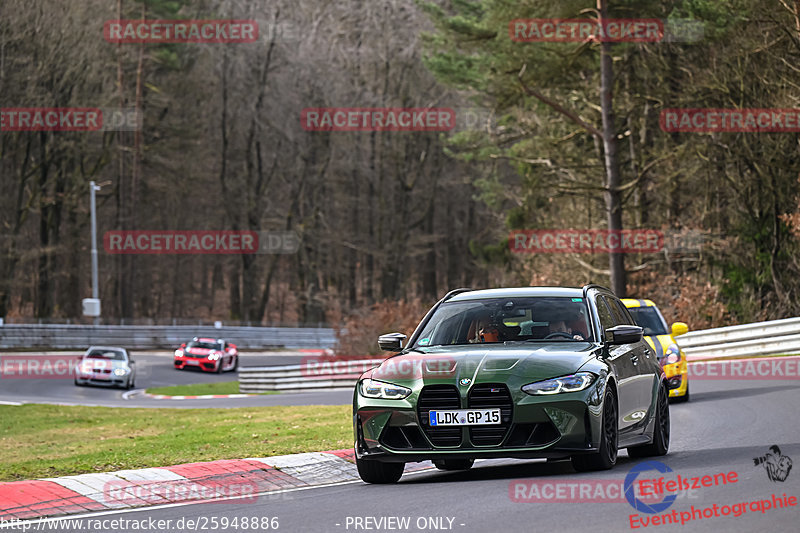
[413,296,593,347]
[626,307,668,336]
[187,340,222,350]
[86,350,125,360]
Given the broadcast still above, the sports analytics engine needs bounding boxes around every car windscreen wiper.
[422,342,477,347]
[404,347,428,353]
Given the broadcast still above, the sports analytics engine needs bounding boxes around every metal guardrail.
[0,324,336,350]
[236,317,800,392]
[675,317,800,360]
[239,359,384,393]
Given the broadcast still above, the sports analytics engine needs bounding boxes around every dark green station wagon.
[353,285,670,483]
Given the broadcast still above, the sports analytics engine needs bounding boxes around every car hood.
[367,343,599,386]
[184,347,214,356]
[78,358,130,370]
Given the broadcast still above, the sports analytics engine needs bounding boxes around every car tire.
[628,383,670,458]
[215,360,223,374]
[571,388,618,472]
[232,355,239,372]
[356,457,404,484]
[433,459,474,471]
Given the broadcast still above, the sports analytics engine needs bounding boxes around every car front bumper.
[663,358,688,397]
[75,374,129,386]
[174,356,218,372]
[354,383,607,462]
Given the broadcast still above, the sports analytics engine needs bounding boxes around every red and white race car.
[174,337,239,373]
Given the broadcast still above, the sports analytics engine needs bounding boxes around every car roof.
[86,346,127,352]
[621,298,657,308]
[193,337,221,343]
[448,287,586,302]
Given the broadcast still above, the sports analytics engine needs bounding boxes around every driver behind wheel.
[548,319,585,340]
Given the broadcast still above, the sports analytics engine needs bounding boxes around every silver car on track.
[74,346,136,389]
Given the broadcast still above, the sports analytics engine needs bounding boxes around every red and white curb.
[144,393,256,400]
[120,390,257,401]
[0,450,432,521]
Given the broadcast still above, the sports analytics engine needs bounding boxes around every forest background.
[2,0,800,354]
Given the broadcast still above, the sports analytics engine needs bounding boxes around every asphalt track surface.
[14,377,800,533]
[0,353,353,408]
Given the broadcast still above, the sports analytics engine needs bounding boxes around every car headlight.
[663,344,681,365]
[113,368,128,376]
[207,353,220,361]
[522,372,597,395]
[174,349,183,357]
[358,379,411,400]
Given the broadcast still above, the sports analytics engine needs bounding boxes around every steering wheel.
[544,331,574,340]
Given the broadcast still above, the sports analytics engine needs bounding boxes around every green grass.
[146,381,276,396]
[0,404,351,481]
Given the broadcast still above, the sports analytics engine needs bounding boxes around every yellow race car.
[622,299,690,402]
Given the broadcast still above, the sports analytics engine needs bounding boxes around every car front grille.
[467,383,512,446]
[417,385,462,447]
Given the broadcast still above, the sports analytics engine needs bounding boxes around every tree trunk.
[35,132,51,318]
[598,0,626,296]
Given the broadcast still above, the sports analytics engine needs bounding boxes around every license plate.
[185,359,199,365]
[429,409,501,426]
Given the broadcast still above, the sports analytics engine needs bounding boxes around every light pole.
[90,181,100,303]
[82,181,103,325]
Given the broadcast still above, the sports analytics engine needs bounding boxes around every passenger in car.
[468,313,500,343]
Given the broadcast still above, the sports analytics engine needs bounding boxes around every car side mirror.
[605,325,643,345]
[181,343,186,348]
[378,333,407,352]
[671,322,689,337]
